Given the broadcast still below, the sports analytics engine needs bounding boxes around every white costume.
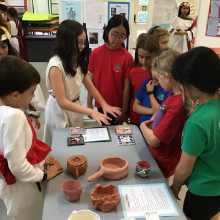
[168,16,196,53]
[0,106,45,220]
[43,56,84,146]
[31,84,45,111]
[8,21,19,53]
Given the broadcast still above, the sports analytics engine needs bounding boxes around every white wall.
[27,0,49,14]
[195,0,220,47]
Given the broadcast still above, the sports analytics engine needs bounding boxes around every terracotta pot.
[68,210,101,220]
[61,180,83,202]
[91,184,121,212]
[87,157,128,182]
[67,155,88,179]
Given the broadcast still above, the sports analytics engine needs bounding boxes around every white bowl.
[68,210,101,220]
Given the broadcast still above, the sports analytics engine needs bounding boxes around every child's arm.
[83,75,121,117]
[4,111,63,182]
[87,71,94,110]
[170,152,196,199]
[115,77,130,124]
[146,80,160,113]
[49,67,111,125]
[140,120,161,148]
[133,98,153,115]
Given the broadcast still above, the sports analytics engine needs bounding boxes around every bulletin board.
[206,0,220,37]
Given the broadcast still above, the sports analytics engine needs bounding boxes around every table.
[42,125,186,220]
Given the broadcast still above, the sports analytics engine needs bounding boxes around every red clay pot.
[91,184,121,212]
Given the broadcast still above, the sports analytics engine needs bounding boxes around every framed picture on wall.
[59,0,83,23]
[87,29,104,48]
[108,2,130,22]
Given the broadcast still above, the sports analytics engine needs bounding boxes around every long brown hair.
[133,34,159,67]
[7,7,19,28]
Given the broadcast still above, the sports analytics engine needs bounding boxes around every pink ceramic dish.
[61,180,83,202]
[87,156,129,182]
[91,184,121,212]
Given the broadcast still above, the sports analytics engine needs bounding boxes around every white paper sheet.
[118,183,178,218]
[85,1,105,29]
[87,29,104,48]
[83,128,110,142]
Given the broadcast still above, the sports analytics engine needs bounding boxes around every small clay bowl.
[136,161,151,178]
[91,184,121,212]
[61,180,83,202]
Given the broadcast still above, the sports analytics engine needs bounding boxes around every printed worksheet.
[118,183,178,218]
[83,128,111,142]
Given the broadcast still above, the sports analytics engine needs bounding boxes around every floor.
[0,62,214,219]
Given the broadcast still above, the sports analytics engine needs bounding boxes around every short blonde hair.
[152,48,196,115]
[152,48,181,76]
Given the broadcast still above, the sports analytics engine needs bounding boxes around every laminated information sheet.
[118,183,178,218]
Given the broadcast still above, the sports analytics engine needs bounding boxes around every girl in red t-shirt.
[129,34,159,125]
[140,48,188,181]
[87,15,133,125]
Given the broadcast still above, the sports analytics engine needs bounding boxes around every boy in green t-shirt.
[170,47,220,220]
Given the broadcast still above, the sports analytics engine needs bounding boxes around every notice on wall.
[118,183,178,218]
[85,1,105,29]
[206,0,220,37]
[59,0,83,23]
[108,2,130,21]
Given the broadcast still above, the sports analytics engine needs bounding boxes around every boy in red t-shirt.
[140,48,188,180]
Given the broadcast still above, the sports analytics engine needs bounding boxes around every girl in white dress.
[168,2,196,53]
[0,56,63,220]
[6,7,19,53]
[44,20,121,146]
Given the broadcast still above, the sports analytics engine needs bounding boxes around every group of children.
[0,2,28,60]
[0,1,220,220]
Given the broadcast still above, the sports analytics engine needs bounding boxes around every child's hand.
[102,104,121,118]
[89,110,111,125]
[115,112,127,125]
[140,120,153,130]
[45,163,63,181]
[28,115,41,129]
[44,157,60,170]
[146,80,155,92]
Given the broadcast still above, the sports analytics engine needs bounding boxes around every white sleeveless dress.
[43,56,84,146]
[9,21,19,53]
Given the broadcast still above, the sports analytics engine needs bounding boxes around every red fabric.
[88,44,133,108]
[129,66,151,124]
[18,21,28,61]
[0,156,15,185]
[149,94,188,178]
[0,118,51,185]
[26,119,51,165]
